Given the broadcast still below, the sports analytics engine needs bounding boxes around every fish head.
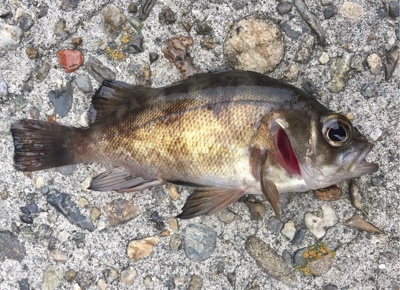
[270,109,379,190]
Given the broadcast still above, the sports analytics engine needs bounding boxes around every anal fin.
[89,168,164,193]
[177,187,244,219]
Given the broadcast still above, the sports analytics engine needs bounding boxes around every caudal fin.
[11,120,78,171]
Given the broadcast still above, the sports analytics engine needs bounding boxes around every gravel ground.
[0,0,399,289]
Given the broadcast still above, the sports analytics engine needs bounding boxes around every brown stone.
[127,236,160,261]
[314,185,341,201]
[65,269,77,282]
[344,214,382,233]
[167,184,180,200]
[25,47,39,59]
[57,49,84,73]
[90,207,101,221]
[103,199,140,226]
[72,37,82,46]
[245,201,266,220]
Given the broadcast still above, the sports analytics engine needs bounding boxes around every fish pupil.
[329,126,346,142]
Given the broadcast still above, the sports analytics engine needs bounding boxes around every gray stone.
[291,229,307,244]
[74,75,92,93]
[323,6,335,19]
[384,46,400,81]
[85,57,116,83]
[129,17,143,33]
[55,165,76,176]
[18,14,34,31]
[46,193,95,232]
[217,208,236,224]
[276,2,292,15]
[323,285,338,290]
[282,249,292,265]
[183,224,217,261]
[14,96,28,111]
[43,265,61,290]
[232,0,246,11]
[48,81,73,118]
[36,59,52,83]
[294,247,307,266]
[54,19,69,40]
[18,278,30,290]
[0,24,23,51]
[388,1,399,18]
[267,217,283,233]
[125,37,144,54]
[280,22,302,39]
[128,2,138,14]
[100,4,125,38]
[245,236,296,285]
[0,76,7,97]
[361,83,375,98]
[227,272,236,287]
[159,6,176,25]
[103,268,119,284]
[196,23,213,36]
[60,0,79,12]
[0,230,26,262]
[139,0,158,21]
[321,0,333,5]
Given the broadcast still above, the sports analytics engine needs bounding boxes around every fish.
[10,70,378,219]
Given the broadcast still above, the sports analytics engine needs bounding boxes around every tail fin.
[11,120,78,171]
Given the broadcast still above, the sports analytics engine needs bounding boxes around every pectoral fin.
[89,168,164,193]
[260,169,282,219]
[177,187,244,219]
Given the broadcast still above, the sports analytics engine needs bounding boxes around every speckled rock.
[65,269,77,281]
[183,224,217,261]
[159,6,176,25]
[169,234,182,251]
[128,2,138,13]
[76,271,95,290]
[100,4,125,38]
[0,24,23,51]
[341,2,364,20]
[224,16,285,73]
[103,198,140,226]
[25,47,39,60]
[127,236,160,261]
[245,236,296,285]
[0,230,26,262]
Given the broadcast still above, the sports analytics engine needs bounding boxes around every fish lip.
[349,142,379,174]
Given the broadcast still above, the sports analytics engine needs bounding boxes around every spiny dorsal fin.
[177,187,244,219]
[89,80,154,125]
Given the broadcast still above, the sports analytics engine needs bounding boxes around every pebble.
[57,49,84,73]
[17,14,34,31]
[125,36,144,54]
[97,279,106,290]
[276,2,292,15]
[308,254,333,276]
[305,204,337,238]
[351,54,364,71]
[166,184,180,200]
[78,197,89,208]
[384,46,399,80]
[48,81,73,118]
[54,19,69,40]
[350,182,363,209]
[323,285,338,290]
[74,75,92,93]
[37,4,49,18]
[294,247,308,265]
[143,277,151,286]
[367,53,382,75]
[280,22,302,39]
[314,185,341,201]
[361,83,375,98]
[85,57,116,83]
[191,9,205,21]
[100,4,125,38]
[73,284,82,290]
[43,265,61,290]
[188,275,203,290]
[162,36,201,79]
[327,52,353,93]
[196,23,213,36]
[127,236,160,261]
[159,6,176,25]
[149,52,159,63]
[77,271,95,290]
[321,0,333,5]
[245,201,266,220]
[121,268,137,285]
[47,193,95,232]
[217,208,237,224]
[27,202,38,213]
[169,234,182,251]
[139,0,158,21]
[72,37,82,46]
[281,220,296,241]
[128,2,138,14]
[295,36,314,63]
[224,16,284,73]
[285,64,299,82]
[319,52,330,64]
[293,0,327,45]
[1,190,8,200]
[14,96,27,111]
[291,228,307,244]
[245,236,296,285]
[369,128,382,141]
[388,1,399,18]
[267,216,283,233]
[58,231,69,243]
[182,20,191,32]
[103,268,118,284]
[36,59,52,83]
[301,79,317,95]
[344,214,382,233]
[25,47,39,61]
[342,2,364,20]
[323,6,335,19]
[200,37,216,50]
[227,272,236,287]
[55,165,76,176]
[103,198,140,226]
[183,224,217,261]
[20,215,33,224]
[60,0,79,12]
[129,17,143,33]
[90,207,101,221]
[51,249,68,262]
[18,278,30,290]
[21,206,31,216]
[0,76,7,97]
[0,24,23,51]
[0,230,26,262]
[168,217,179,233]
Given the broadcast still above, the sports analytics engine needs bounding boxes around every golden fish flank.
[11,71,378,219]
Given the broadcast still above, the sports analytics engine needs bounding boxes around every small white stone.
[173,276,186,287]
[121,268,137,285]
[281,220,296,241]
[341,2,364,20]
[58,230,69,243]
[191,9,205,21]
[50,249,68,262]
[14,8,23,20]
[98,220,106,231]
[321,204,338,227]
[56,79,63,88]
[73,283,82,290]
[0,77,7,97]
[319,52,330,64]
[378,264,386,269]
[369,128,382,141]
[77,112,89,127]
[35,176,44,188]
[305,204,337,238]
[97,278,106,290]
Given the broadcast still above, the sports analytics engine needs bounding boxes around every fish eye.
[321,114,352,147]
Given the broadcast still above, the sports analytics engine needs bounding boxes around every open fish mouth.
[273,127,301,177]
[348,143,379,176]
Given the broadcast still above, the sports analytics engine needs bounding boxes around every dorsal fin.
[88,80,154,125]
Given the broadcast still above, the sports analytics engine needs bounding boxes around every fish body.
[11,71,378,218]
